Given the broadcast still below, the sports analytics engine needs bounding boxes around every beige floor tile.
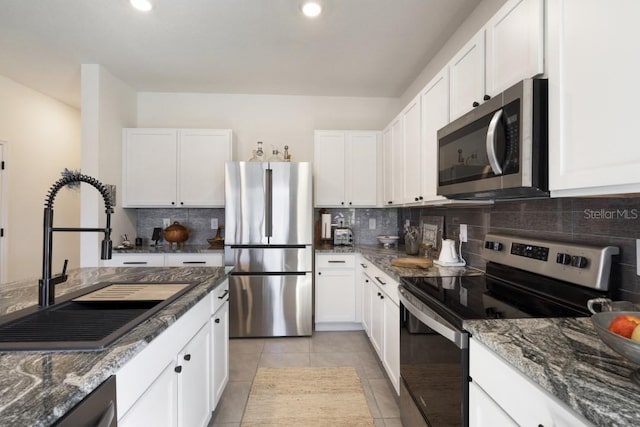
[356,352,385,379]
[229,338,264,354]
[369,378,400,418]
[258,352,310,367]
[262,337,310,353]
[229,352,260,381]
[362,381,382,419]
[212,381,251,424]
[374,419,386,427]
[382,418,403,427]
[310,351,361,367]
[310,331,371,353]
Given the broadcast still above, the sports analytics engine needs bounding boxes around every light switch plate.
[369,218,376,230]
[211,218,218,230]
[163,218,170,228]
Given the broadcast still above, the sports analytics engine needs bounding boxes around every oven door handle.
[486,108,504,175]
[399,290,468,350]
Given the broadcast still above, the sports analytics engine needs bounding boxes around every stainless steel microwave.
[437,79,548,199]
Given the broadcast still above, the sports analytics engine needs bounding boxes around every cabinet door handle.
[483,94,491,101]
[377,292,381,297]
[419,196,423,200]
[174,365,182,373]
[171,201,175,205]
[414,197,419,201]
[218,289,229,299]
[318,272,322,275]
[123,261,147,265]
[182,261,206,264]
[380,294,384,299]
[388,201,393,204]
[360,263,367,268]
[348,202,352,205]
[365,279,369,283]
[183,354,191,361]
[374,276,386,285]
[472,101,480,107]
[180,201,184,205]
[328,260,346,263]
[341,201,345,205]
[215,318,221,324]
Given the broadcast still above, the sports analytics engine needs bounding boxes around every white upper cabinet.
[391,118,404,206]
[548,0,640,196]
[402,96,423,204]
[449,30,486,121]
[314,130,379,207]
[485,0,545,96]
[382,126,394,206]
[178,129,232,207]
[123,128,232,208]
[420,68,450,204]
[123,128,178,207]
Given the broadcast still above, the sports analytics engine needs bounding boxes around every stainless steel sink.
[0,282,197,351]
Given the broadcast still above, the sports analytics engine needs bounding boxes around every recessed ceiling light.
[130,0,153,12]
[301,1,322,18]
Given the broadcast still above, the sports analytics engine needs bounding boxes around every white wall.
[398,0,508,110]
[0,74,81,283]
[80,65,137,266]
[137,93,398,162]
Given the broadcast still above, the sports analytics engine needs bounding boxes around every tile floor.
[209,331,402,427]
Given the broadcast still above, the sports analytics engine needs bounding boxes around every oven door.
[399,288,469,427]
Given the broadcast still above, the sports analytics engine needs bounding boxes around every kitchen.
[1,0,640,426]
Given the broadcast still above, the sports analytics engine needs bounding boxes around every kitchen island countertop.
[0,266,228,426]
[465,317,640,427]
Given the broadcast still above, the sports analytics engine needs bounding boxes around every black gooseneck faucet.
[39,173,114,307]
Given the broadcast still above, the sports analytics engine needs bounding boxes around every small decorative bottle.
[284,145,291,162]
[255,141,264,162]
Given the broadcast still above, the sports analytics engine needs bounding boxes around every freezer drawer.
[229,273,312,337]
[225,246,312,273]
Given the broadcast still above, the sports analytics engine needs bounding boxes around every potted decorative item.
[163,221,189,249]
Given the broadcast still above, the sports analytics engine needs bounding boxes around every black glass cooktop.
[400,262,608,329]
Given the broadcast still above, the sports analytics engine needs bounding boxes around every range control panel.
[482,233,619,291]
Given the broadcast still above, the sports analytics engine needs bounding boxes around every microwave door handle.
[486,109,504,175]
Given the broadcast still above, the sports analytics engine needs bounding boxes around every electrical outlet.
[637,239,640,275]
[163,218,170,228]
[211,218,218,230]
[460,224,468,242]
[369,218,376,230]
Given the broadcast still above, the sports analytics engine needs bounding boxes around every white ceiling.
[0,0,481,108]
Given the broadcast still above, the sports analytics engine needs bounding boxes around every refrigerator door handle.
[265,167,273,238]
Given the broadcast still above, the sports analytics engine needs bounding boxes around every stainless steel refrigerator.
[225,161,313,338]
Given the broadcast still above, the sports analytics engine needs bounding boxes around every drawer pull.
[183,354,191,361]
[328,260,346,263]
[360,263,367,268]
[215,318,221,324]
[182,261,206,264]
[375,276,386,285]
[123,261,147,265]
[218,290,229,299]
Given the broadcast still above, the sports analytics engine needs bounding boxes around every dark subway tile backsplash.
[398,197,640,302]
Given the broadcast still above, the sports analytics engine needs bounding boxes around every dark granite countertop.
[0,266,228,426]
[465,318,640,427]
[315,244,483,281]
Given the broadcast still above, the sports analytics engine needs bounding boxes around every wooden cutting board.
[391,257,433,269]
[74,283,191,302]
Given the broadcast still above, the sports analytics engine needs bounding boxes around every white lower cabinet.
[315,254,359,330]
[211,294,229,408]
[358,256,400,395]
[382,295,400,394]
[103,252,223,267]
[469,338,590,427]
[177,323,211,427]
[117,279,229,427]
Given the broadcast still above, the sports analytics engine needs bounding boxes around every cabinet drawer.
[469,339,590,427]
[316,254,355,269]
[211,279,229,313]
[362,259,399,305]
[102,254,165,267]
[165,253,223,267]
